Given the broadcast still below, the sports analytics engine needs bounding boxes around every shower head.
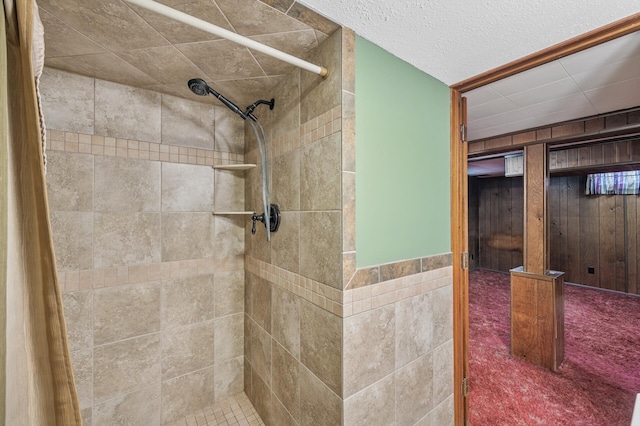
[187,77,247,119]
[188,78,210,97]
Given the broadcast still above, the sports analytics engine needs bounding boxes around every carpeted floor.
[469,269,640,425]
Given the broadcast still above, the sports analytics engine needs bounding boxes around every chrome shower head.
[188,78,210,96]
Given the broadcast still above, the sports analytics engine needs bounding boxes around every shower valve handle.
[251,213,262,235]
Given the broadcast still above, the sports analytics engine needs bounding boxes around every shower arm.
[123,0,328,78]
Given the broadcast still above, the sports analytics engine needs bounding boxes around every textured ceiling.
[38,0,339,108]
[298,0,640,86]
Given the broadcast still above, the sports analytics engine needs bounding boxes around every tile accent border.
[246,105,342,162]
[46,129,245,166]
[246,252,452,318]
[58,255,243,293]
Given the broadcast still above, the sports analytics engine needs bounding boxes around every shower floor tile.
[172,392,265,426]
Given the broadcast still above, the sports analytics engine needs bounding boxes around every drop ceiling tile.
[45,53,160,88]
[571,55,640,92]
[38,0,168,52]
[39,9,107,58]
[467,96,520,121]
[250,30,319,76]
[584,76,640,113]
[214,0,309,36]
[465,85,503,109]
[127,0,233,44]
[507,78,582,108]
[177,39,266,81]
[534,104,599,126]
[469,117,540,141]
[117,46,204,85]
[559,31,640,76]
[489,61,569,97]
[469,107,534,130]
[524,92,593,117]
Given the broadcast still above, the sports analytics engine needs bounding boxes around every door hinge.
[462,377,470,397]
[459,124,467,142]
[461,252,469,270]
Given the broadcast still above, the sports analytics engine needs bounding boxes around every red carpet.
[469,269,640,425]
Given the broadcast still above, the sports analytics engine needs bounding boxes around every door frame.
[450,13,640,425]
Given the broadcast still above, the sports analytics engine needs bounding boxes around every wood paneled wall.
[472,174,640,295]
[549,176,639,294]
[472,176,524,272]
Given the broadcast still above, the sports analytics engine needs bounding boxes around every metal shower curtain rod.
[124,0,329,78]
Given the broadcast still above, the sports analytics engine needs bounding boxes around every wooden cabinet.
[510,267,565,371]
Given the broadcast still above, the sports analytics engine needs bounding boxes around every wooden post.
[510,142,565,371]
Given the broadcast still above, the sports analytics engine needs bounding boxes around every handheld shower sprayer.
[187,78,274,121]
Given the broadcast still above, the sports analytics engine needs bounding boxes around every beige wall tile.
[50,211,93,271]
[271,212,299,274]
[343,375,395,426]
[272,149,300,212]
[94,282,161,345]
[251,30,318,77]
[214,169,245,212]
[161,162,214,212]
[41,67,95,134]
[93,212,161,268]
[214,270,244,317]
[299,211,341,288]
[300,29,342,123]
[395,353,434,426]
[341,27,355,94]
[342,91,356,172]
[433,340,454,407]
[300,133,341,211]
[161,321,215,380]
[244,356,253,401]
[251,370,272,426]
[343,305,395,397]
[95,79,161,142]
[380,259,421,282]
[249,318,272,388]
[81,408,92,426]
[45,151,93,212]
[342,171,355,252]
[395,292,433,368]
[432,285,453,348]
[161,94,215,149]
[272,341,300,422]
[266,68,300,137]
[94,156,160,212]
[245,272,271,333]
[214,106,245,154]
[161,367,215,424]
[300,300,341,396]
[214,356,244,403]
[93,334,161,403]
[70,349,93,410]
[213,216,244,259]
[161,212,214,262]
[162,275,214,328]
[299,367,342,426]
[271,395,298,426]
[93,385,161,426]
[62,290,93,351]
[418,395,454,426]
[271,286,300,358]
[214,313,244,363]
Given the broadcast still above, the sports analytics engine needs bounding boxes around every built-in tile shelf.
[212,211,254,215]
[212,164,256,171]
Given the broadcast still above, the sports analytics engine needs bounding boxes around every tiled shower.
[43,27,454,426]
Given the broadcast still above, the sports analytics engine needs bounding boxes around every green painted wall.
[355,36,451,267]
